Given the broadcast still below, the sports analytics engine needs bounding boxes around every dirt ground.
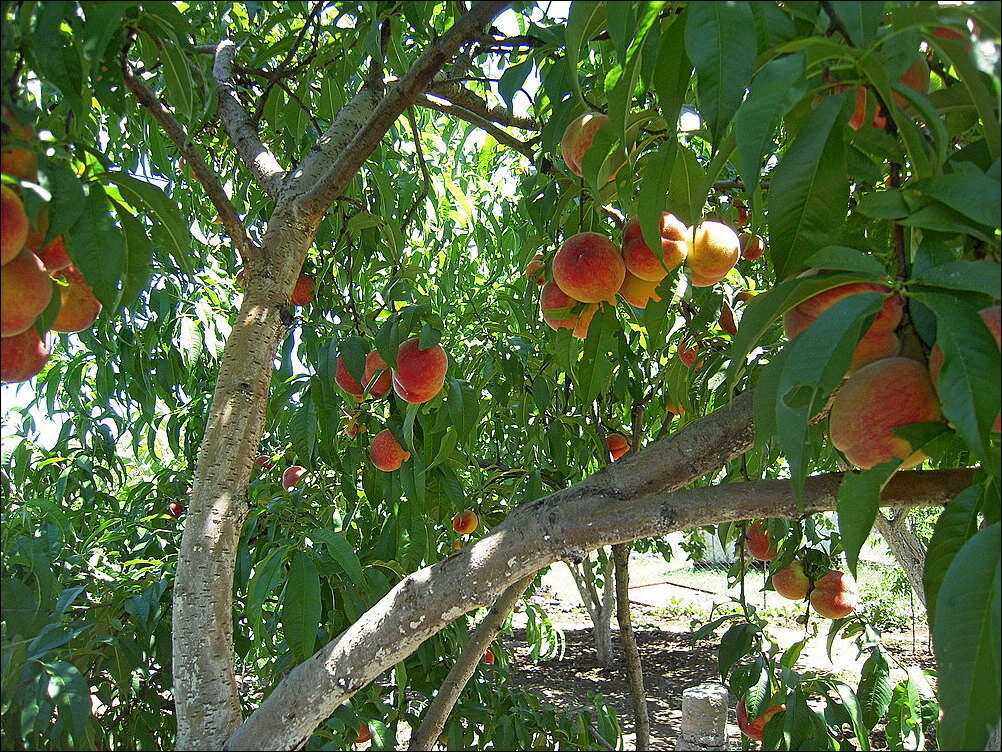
[501,555,933,750]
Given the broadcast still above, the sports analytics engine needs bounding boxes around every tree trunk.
[567,549,617,666]
[874,510,927,607]
[613,543,650,750]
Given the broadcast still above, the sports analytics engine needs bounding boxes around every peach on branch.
[606,433,630,461]
[809,570,858,619]
[1,184,29,265]
[483,649,496,665]
[0,325,50,383]
[392,337,448,403]
[290,274,314,306]
[737,701,786,742]
[1,247,52,336]
[23,206,48,253]
[686,221,740,287]
[36,236,71,272]
[1,106,38,181]
[552,232,625,304]
[739,232,765,261]
[617,271,662,309]
[525,252,545,285]
[773,561,811,600]
[746,521,778,561]
[560,112,622,179]
[353,723,371,745]
[282,466,307,490]
[168,502,185,519]
[452,510,479,535]
[828,357,946,470]
[336,351,392,401]
[929,305,1001,432]
[370,429,410,471]
[678,341,703,370]
[621,214,689,282]
[253,454,272,469]
[51,266,101,333]
[540,282,597,338]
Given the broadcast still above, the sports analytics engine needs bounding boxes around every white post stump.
[674,682,729,751]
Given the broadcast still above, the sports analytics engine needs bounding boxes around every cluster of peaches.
[1,108,101,383]
[786,277,1001,471]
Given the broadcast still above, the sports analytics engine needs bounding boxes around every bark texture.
[874,510,928,607]
[613,542,650,750]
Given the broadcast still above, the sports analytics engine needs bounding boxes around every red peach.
[560,112,624,179]
[483,649,496,665]
[36,236,71,272]
[0,325,50,383]
[719,301,737,336]
[737,701,785,741]
[51,265,102,333]
[739,232,765,261]
[1,107,38,181]
[370,429,410,471]
[1,184,29,265]
[746,521,778,561]
[552,232,625,304]
[290,274,314,306]
[828,357,946,470]
[392,337,448,404]
[354,723,371,745]
[679,341,703,370]
[452,510,479,535]
[809,570,858,619]
[540,282,597,338]
[282,465,307,490]
[773,561,811,600]
[621,214,689,282]
[0,247,52,336]
[525,252,545,285]
[606,433,630,461]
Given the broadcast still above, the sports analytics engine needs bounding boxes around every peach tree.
[0,1,998,750]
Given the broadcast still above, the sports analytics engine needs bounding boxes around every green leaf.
[838,460,901,576]
[112,202,154,308]
[667,144,706,226]
[564,1,606,106]
[910,260,1002,299]
[651,13,692,130]
[33,3,86,115]
[858,647,893,730]
[68,184,125,312]
[911,167,1001,229]
[312,528,366,588]
[684,1,756,148]
[445,377,480,443]
[160,40,196,126]
[36,161,87,246]
[283,551,321,663]
[933,523,1001,751]
[801,247,888,277]
[923,484,980,628]
[885,675,924,751]
[637,142,678,257]
[734,52,808,192]
[826,2,885,47]
[718,622,759,679]
[768,93,849,281]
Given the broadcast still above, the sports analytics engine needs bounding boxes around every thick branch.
[302,1,512,218]
[408,574,534,750]
[223,436,971,752]
[613,543,650,750]
[416,94,537,161]
[213,40,286,198]
[425,81,540,130]
[120,49,258,263]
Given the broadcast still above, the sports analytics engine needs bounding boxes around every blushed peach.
[540,282,597,338]
[452,510,479,535]
[1,106,38,181]
[686,221,740,287]
[560,112,620,178]
[290,274,314,306]
[51,265,101,333]
[370,429,410,471]
[392,337,448,404]
[618,271,662,309]
[746,521,778,561]
[773,561,810,600]
[606,433,630,461]
[552,232,625,304]
[36,236,71,272]
[0,247,52,336]
[809,570,858,619]
[1,185,28,265]
[0,325,50,383]
[621,214,688,282]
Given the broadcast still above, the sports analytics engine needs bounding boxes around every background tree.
[1,1,998,751]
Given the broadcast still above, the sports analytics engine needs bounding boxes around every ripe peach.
[621,214,689,282]
[1,107,38,181]
[809,570,858,619]
[618,271,662,309]
[719,301,737,336]
[895,56,930,108]
[686,221,740,287]
[666,398,685,416]
[737,701,785,741]
[678,341,703,370]
[0,247,52,336]
[929,305,1000,432]
[452,510,479,535]
[746,522,779,561]
[739,232,765,261]
[773,561,810,600]
[370,429,410,471]
[23,206,48,254]
[282,466,307,490]
[1,185,29,265]
[483,649,496,665]
[290,274,314,306]
[354,723,371,745]
[36,236,71,272]
[168,501,185,518]
[552,232,625,304]
[606,433,630,461]
[525,252,545,285]
[540,282,597,338]
[560,112,611,178]
[253,454,272,469]
[0,325,50,383]
[828,357,946,470]
[734,199,750,229]
[392,337,448,403]
[51,266,101,332]
[336,351,392,401]
[848,86,887,131]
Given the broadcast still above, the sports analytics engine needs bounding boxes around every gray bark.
[874,510,927,607]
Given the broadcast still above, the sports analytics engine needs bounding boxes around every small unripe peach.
[525,252,545,284]
[540,282,596,338]
[606,433,630,461]
[483,649,496,665]
[828,357,946,470]
[452,510,479,535]
[686,221,740,287]
[810,570,857,619]
[392,337,448,403]
[552,232,625,304]
[746,522,778,561]
[621,214,688,282]
[370,429,410,471]
[773,561,811,600]
[1,185,29,265]
[0,247,52,336]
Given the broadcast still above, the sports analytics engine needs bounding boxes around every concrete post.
[674,682,729,751]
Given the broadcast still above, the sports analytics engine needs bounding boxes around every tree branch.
[120,42,259,264]
[301,1,512,218]
[416,94,537,161]
[223,378,971,752]
[425,81,539,130]
[213,40,286,198]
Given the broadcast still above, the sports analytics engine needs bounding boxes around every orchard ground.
[500,537,931,751]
